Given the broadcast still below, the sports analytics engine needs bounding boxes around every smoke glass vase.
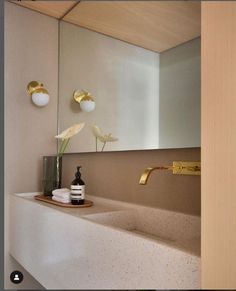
[42,155,62,196]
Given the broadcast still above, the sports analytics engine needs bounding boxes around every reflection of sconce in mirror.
[27,81,50,107]
[73,89,96,112]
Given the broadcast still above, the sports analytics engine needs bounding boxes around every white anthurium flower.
[91,125,118,143]
[103,133,119,142]
[56,122,85,156]
[91,125,118,152]
[91,125,102,139]
[56,123,85,140]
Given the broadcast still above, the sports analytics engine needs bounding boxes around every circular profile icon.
[10,270,23,284]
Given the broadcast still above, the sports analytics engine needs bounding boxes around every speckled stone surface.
[9,193,200,289]
[83,196,200,256]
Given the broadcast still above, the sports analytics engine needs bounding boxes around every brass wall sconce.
[73,89,96,112]
[27,81,50,107]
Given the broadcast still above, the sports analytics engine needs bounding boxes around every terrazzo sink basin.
[10,193,200,289]
[83,206,200,256]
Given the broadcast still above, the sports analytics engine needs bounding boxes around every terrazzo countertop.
[17,192,125,216]
[9,192,201,289]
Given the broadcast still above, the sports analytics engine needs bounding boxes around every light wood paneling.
[63,1,201,52]
[202,1,236,289]
[10,0,78,19]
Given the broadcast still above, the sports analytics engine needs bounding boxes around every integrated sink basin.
[84,210,175,241]
[9,193,200,289]
[83,204,200,256]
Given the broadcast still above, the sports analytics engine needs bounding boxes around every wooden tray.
[34,194,93,208]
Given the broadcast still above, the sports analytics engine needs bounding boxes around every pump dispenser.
[70,166,85,205]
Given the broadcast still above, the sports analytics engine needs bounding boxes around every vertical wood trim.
[202,1,236,289]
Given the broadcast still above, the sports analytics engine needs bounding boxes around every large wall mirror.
[58,1,201,153]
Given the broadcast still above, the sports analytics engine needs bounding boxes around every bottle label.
[71,185,85,199]
[71,185,84,190]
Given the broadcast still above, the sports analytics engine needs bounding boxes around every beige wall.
[202,1,236,288]
[62,147,200,215]
[4,2,58,289]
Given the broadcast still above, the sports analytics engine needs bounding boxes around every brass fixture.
[73,89,95,112]
[27,81,50,107]
[139,161,201,185]
[27,81,48,96]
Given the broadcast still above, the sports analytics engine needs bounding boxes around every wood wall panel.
[202,1,236,289]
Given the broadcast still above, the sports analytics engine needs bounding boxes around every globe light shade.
[80,99,96,112]
[27,81,50,108]
[32,91,50,107]
[73,89,96,113]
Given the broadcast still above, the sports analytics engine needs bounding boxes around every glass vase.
[42,155,62,196]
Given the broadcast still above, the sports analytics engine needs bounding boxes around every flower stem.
[101,142,106,152]
[58,139,65,156]
[58,138,70,156]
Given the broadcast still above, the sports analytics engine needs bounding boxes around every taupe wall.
[62,147,200,215]
[5,2,58,289]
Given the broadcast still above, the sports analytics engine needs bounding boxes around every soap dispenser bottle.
[70,166,85,205]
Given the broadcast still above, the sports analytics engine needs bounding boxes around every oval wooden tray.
[34,194,93,208]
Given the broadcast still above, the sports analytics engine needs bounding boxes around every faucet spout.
[139,166,172,185]
[139,161,201,185]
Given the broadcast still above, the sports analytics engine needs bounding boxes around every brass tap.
[139,162,201,185]
[139,166,172,185]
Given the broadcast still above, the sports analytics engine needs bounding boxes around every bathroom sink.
[83,210,173,241]
[83,206,200,256]
[10,193,200,289]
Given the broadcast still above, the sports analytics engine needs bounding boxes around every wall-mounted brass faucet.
[139,161,201,185]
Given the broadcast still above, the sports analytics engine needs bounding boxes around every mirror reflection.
[58,3,200,153]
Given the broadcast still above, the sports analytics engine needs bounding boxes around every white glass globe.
[32,92,50,107]
[80,100,95,112]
